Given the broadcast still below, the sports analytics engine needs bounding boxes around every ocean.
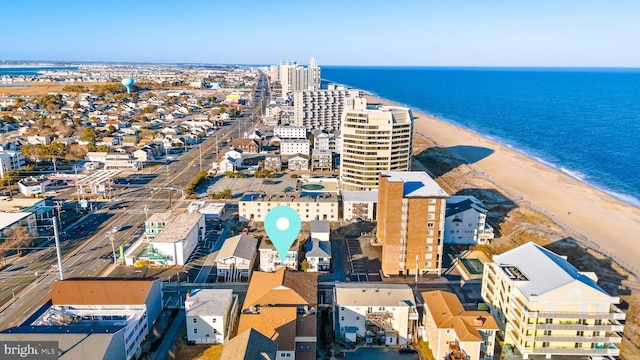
[0,66,78,76]
[322,67,640,208]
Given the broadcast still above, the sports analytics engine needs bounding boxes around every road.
[0,70,268,330]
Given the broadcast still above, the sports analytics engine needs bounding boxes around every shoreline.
[363,94,640,279]
[360,91,640,210]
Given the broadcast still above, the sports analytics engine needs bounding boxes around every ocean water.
[323,67,640,208]
[0,66,78,76]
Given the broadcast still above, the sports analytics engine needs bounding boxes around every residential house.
[132,147,154,162]
[104,152,142,171]
[215,234,258,282]
[422,290,498,360]
[264,152,282,172]
[26,134,51,145]
[333,284,419,346]
[232,138,260,154]
[445,196,494,245]
[122,134,139,146]
[238,268,318,360]
[481,242,626,358]
[288,154,309,171]
[220,328,278,360]
[311,149,332,171]
[304,240,331,272]
[185,289,238,344]
[309,220,330,241]
[259,238,300,272]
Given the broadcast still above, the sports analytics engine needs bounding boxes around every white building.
[239,192,339,222]
[341,190,378,221]
[185,289,238,344]
[0,279,163,360]
[280,139,310,155]
[214,234,258,282]
[0,211,38,236]
[340,106,413,190]
[445,196,494,245]
[304,240,331,272]
[274,126,307,139]
[481,242,626,359]
[422,290,498,360]
[145,213,205,266]
[287,154,309,171]
[259,238,299,272]
[333,284,419,346]
[309,220,330,241]
[293,84,366,131]
[312,131,337,152]
[311,149,332,171]
[0,150,25,177]
[18,176,51,197]
[279,58,320,95]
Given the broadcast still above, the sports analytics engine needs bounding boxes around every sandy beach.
[366,95,640,279]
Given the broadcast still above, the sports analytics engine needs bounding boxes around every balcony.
[536,305,626,321]
[531,333,622,343]
[409,309,419,321]
[534,322,624,332]
[528,345,619,356]
[448,342,468,360]
[366,311,394,330]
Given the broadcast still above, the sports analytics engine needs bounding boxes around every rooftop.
[335,284,415,307]
[220,328,277,360]
[341,190,379,203]
[492,242,613,299]
[310,220,330,234]
[0,211,33,230]
[47,278,158,306]
[243,268,317,310]
[382,171,449,198]
[150,213,203,243]
[216,234,258,262]
[185,289,235,317]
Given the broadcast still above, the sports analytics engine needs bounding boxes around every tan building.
[238,268,318,360]
[481,242,625,359]
[422,291,498,360]
[239,192,339,222]
[377,171,449,276]
[340,106,413,191]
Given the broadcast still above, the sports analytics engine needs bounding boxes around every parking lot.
[345,235,382,282]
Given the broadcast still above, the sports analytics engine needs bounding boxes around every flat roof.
[382,171,449,198]
[186,289,234,317]
[335,284,415,307]
[0,211,33,230]
[341,190,378,203]
[75,170,122,186]
[0,197,45,212]
[151,213,203,243]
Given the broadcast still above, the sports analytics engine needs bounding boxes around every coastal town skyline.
[3,0,640,67]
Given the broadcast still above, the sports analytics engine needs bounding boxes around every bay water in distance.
[323,66,640,208]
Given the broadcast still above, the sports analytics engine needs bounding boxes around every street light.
[108,228,118,265]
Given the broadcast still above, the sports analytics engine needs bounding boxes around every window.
[300,346,304,352]
[192,318,197,323]
[427,222,434,228]
[577,331,584,336]
[341,316,344,321]
[193,328,198,334]
[542,342,549,348]
[356,316,360,320]
[306,346,310,352]
[212,318,216,323]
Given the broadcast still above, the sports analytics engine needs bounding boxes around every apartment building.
[214,234,258,282]
[481,242,625,359]
[185,289,238,344]
[239,192,339,222]
[280,139,310,155]
[422,290,498,360]
[280,58,320,95]
[0,279,163,360]
[342,190,378,222]
[340,106,413,191]
[333,284,419,346]
[274,125,307,139]
[0,150,25,177]
[311,149,332,171]
[144,213,205,266]
[259,238,300,272]
[293,84,366,131]
[377,171,449,276]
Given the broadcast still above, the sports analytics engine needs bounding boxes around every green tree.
[80,127,97,142]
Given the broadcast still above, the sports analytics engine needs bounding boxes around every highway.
[0,69,269,330]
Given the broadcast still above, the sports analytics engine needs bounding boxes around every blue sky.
[2,0,639,67]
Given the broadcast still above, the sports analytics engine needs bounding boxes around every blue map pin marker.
[264,206,302,265]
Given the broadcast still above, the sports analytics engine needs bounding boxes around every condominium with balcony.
[279,58,321,95]
[293,84,366,131]
[377,171,449,276]
[481,242,625,359]
[340,106,413,191]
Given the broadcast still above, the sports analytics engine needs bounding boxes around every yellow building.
[481,242,625,359]
[422,291,498,360]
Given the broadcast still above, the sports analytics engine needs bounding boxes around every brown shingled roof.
[243,268,317,310]
[48,278,156,305]
[237,307,297,351]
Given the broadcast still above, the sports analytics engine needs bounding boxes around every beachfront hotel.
[481,242,625,359]
[278,57,321,95]
[339,106,414,191]
[293,84,366,131]
[377,171,449,277]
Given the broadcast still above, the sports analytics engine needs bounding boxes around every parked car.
[399,347,418,354]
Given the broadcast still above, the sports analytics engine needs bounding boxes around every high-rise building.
[293,84,366,130]
[340,106,413,191]
[377,171,449,277]
[280,58,321,95]
[481,242,625,359]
